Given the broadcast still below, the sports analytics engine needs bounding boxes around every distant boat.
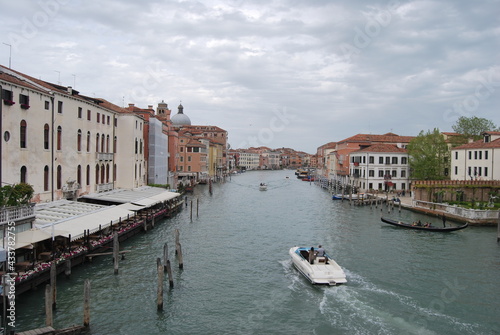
[380,217,468,232]
[332,193,364,200]
[259,183,267,191]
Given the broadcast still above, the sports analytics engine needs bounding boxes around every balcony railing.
[97,183,114,193]
[0,204,35,224]
[97,152,114,161]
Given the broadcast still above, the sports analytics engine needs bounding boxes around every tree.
[407,129,450,180]
[452,116,498,140]
[0,183,34,207]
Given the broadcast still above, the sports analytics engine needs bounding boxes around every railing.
[413,200,499,220]
[97,152,114,161]
[0,204,36,224]
[97,183,114,193]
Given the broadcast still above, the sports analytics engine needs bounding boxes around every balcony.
[97,183,114,193]
[97,152,114,161]
[0,204,35,225]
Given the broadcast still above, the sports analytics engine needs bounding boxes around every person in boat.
[416,220,422,226]
[316,245,329,264]
[308,247,316,264]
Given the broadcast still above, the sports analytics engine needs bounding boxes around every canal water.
[15,170,500,334]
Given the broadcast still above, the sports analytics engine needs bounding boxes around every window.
[77,165,81,186]
[96,134,99,152]
[86,165,90,186]
[369,156,374,164]
[485,151,489,160]
[87,132,91,152]
[57,101,63,114]
[455,152,458,160]
[20,120,27,148]
[57,165,62,189]
[107,116,110,125]
[379,157,383,164]
[77,130,82,151]
[378,170,384,177]
[44,101,50,110]
[401,157,407,164]
[391,170,397,177]
[20,166,27,183]
[135,139,138,154]
[106,164,110,183]
[113,136,117,153]
[57,126,62,150]
[385,157,390,164]
[2,89,14,104]
[474,151,478,159]
[401,170,406,178]
[468,166,472,177]
[97,113,100,123]
[188,156,192,162]
[101,135,105,153]
[95,164,100,184]
[479,151,482,160]
[106,135,110,153]
[113,164,117,181]
[485,167,488,177]
[78,107,83,118]
[87,110,91,121]
[454,166,458,175]
[44,166,49,191]
[19,94,30,109]
[468,151,472,159]
[392,157,398,164]
[44,124,49,149]
[369,170,374,177]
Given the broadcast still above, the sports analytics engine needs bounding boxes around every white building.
[239,150,260,170]
[350,144,410,192]
[451,131,500,181]
[0,65,146,203]
[148,117,169,185]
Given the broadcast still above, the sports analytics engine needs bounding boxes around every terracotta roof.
[453,137,500,150]
[484,131,500,135]
[353,144,407,153]
[338,133,415,144]
[96,98,131,114]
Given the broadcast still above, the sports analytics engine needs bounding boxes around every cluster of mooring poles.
[157,228,184,311]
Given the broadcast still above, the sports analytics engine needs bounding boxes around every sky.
[1,0,499,153]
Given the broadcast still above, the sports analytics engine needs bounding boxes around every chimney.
[128,103,135,111]
[67,86,73,95]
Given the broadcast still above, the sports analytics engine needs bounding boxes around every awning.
[132,191,180,207]
[13,228,68,249]
[51,206,136,241]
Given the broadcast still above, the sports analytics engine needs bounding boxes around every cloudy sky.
[2,0,499,153]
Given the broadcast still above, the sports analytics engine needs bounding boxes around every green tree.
[452,116,498,140]
[0,183,34,206]
[407,129,450,180]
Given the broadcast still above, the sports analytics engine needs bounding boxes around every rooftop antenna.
[2,43,11,68]
[54,70,61,85]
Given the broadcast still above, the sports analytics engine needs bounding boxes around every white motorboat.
[289,246,347,285]
[259,183,267,191]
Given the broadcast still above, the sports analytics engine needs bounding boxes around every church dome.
[171,103,191,126]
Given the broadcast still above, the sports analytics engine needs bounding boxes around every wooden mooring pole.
[45,284,53,327]
[157,258,164,311]
[190,200,193,221]
[175,228,184,269]
[83,279,91,328]
[50,263,57,310]
[197,198,199,217]
[113,233,119,275]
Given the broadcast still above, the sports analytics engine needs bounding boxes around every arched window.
[44,166,49,191]
[77,165,82,186]
[87,131,91,152]
[135,139,138,154]
[86,165,90,186]
[106,135,110,153]
[57,165,62,189]
[101,135,105,153]
[57,126,62,150]
[100,164,105,183]
[44,124,49,149]
[77,129,82,151]
[140,140,143,154]
[95,164,100,184]
[113,136,117,153]
[20,166,27,183]
[113,164,117,181]
[106,163,110,183]
[20,120,27,148]
[96,134,99,152]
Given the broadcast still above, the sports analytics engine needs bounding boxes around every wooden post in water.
[175,229,180,252]
[166,259,174,288]
[50,262,57,310]
[45,284,53,327]
[163,242,169,271]
[157,258,164,311]
[197,198,199,217]
[176,242,184,269]
[83,279,91,328]
[65,259,71,278]
[190,200,193,221]
[113,233,119,275]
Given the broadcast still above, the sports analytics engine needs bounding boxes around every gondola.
[380,217,468,232]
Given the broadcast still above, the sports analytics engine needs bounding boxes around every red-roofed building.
[451,132,500,180]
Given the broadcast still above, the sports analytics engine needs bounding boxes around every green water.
[13,170,500,334]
